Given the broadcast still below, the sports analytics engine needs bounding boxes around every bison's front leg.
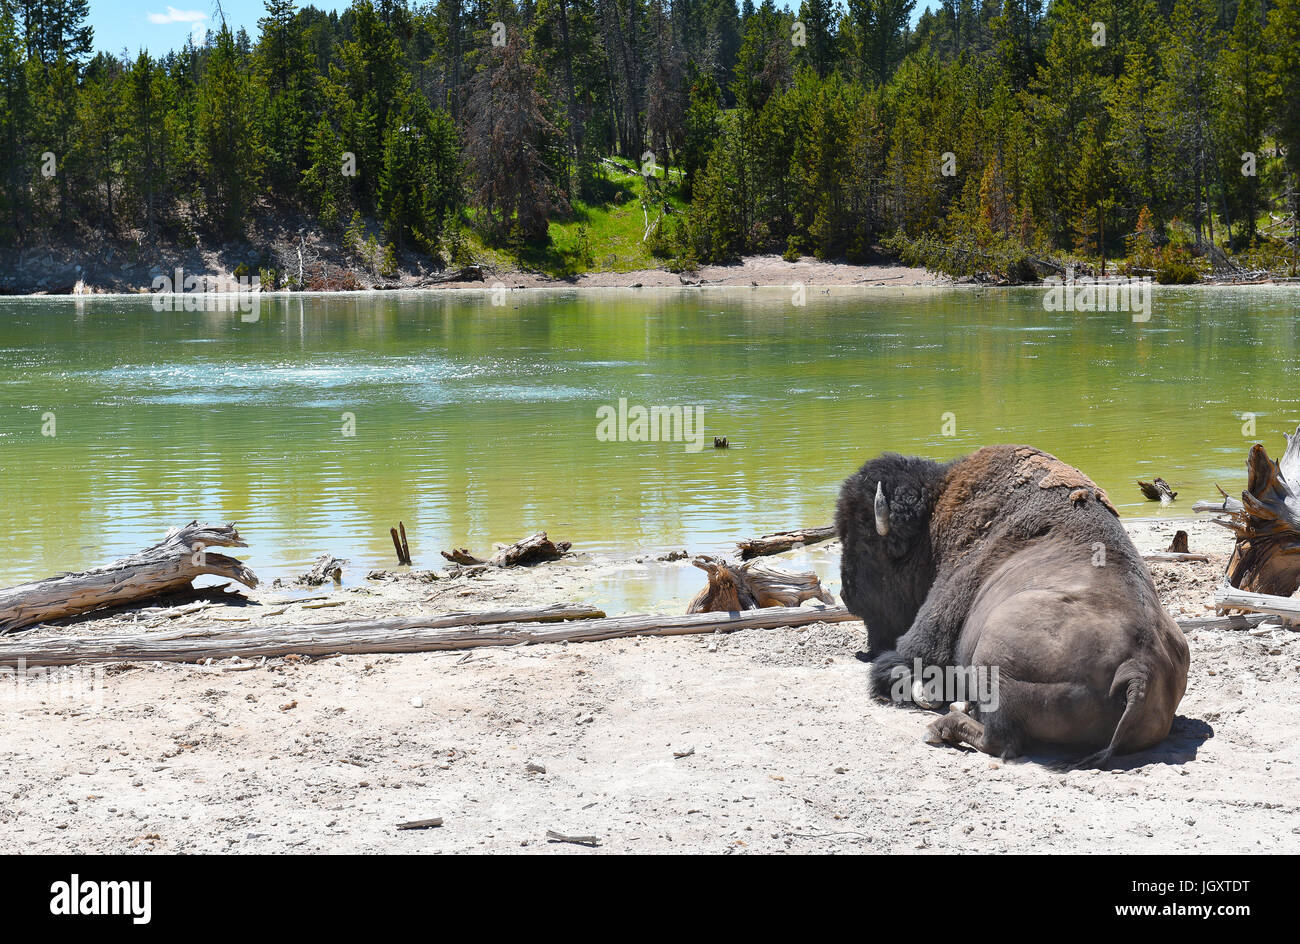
[867,570,973,701]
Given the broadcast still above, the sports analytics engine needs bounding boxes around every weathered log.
[686,557,760,613]
[1143,552,1210,563]
[736,526,836,559]
[1174,612,1270,631]
[686,555,835,613]
[1214,584,1300,622]
[487,531,571,567]
[298,555,346,586]
[1167,530,1190,553]
[0,522,257,634]
[0,602,854,668]
[737,558,836,608]
[1137,477,1178,503]
[440,548,485,565]
[1195,426,1300,596]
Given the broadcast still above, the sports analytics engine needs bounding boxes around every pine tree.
[196,26,264,235]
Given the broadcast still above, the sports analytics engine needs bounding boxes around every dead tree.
[1194,425,1300,596]
[0,522,257,633]
[687,555,835,613]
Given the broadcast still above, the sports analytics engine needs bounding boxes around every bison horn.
[874,482,890,536]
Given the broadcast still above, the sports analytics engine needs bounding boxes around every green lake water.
[1,286,1297,605]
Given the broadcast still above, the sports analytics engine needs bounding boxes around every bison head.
[835,453,949,655]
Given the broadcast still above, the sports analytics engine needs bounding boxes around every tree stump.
[686,555,835,614]
[1194,426,1300,597]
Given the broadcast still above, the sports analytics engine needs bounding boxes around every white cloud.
[146,7,207,25]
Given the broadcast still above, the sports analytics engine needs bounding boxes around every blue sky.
[87,1,937,59]
[87,1,348,57]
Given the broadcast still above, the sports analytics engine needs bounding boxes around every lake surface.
[1,286,1297,600]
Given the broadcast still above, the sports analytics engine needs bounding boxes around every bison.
[835,445,1189,767]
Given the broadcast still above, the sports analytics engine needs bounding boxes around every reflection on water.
[1,286,1298,609]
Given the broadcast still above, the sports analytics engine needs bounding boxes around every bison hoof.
[911,679,937,710]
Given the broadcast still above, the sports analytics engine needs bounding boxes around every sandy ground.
[2,518,1297,854]
[494,255,938,289]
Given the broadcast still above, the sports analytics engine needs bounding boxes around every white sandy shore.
[2,518,1297,854]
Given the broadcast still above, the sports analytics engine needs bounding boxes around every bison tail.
[1065,677,1148,771]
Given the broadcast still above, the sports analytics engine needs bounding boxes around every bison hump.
[1013,447,1119,516]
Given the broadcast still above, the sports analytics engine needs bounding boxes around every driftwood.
[440,532,570,568]
[440,548,484,565]
[396,818,444,830]
[1214,584,1300,623]
[298,555,347,586]
[390,523,412,566]
[489,531,571,566]
[1194,426,1300,597]
[686,558,758,612]
[736,526,836,559]
[1174,612,1270,631]
[0,602,854,668]
[1168,530,1190,553]
[1138,477,1178,503]
[0,522,258,634]
[1143,552,1210,563]
[686,555,835,613]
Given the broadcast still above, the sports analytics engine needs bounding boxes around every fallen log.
[488,531,571,566]
[736,526,836,559]
[1214,584,1300,623]
[1143,552,1210,563]
[0,522,257,634]
[440,548,485,565]
[738,558,837,608]
[1194,426,1300,596]
[0,603,854,668]
[1174,612,1270,631]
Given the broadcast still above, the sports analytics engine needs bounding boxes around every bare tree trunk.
[1194,425,1300,596]
[0,522,258,633]
[0,603,853,668]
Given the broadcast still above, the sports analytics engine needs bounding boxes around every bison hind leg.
[925,709,988,752]
[925,708,1023,759]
